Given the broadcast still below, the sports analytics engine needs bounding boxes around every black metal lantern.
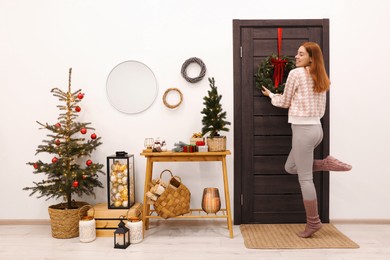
[107,153,135,209]
[114,216,130,249]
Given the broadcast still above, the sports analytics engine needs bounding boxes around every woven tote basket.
[207,136,226,152]
[48,201,89,239]
[153,170,191,219]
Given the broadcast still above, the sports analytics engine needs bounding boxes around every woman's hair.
[302,42,330,92]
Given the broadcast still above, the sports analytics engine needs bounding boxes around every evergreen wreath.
[255,54,295,94]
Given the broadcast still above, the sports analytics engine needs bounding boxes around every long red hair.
[302,42,330,92]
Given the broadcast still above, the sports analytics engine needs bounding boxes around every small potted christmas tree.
[24,68,104,239]
[201,77,231,151]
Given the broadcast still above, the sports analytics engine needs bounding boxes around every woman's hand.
[261,86,271,97]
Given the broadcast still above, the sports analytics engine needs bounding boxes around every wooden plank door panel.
[253,194,305,223]
[254,136,292,155]
[254,97,288,115]
[253,156,288,174]
[254,175,302,194]
[233,19,330,224]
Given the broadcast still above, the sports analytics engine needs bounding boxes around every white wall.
[0,0,389,221]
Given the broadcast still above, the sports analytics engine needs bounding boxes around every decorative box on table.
[190,137,204,145]
[87,202,142,237]
[107,153,135,209]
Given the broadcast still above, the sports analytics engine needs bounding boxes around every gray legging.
[284,124,323,200]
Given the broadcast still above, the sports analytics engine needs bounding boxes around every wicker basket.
[48,201,89,239]
[153,170,191,219]
[207,136,226,152]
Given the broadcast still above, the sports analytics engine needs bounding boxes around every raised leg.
[313,155,352,172]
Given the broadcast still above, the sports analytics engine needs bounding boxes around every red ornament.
[82,175,87,180]
[72,181,79,188]
[55,123,61,128]
[55,139,61,146]
[75,106,81,112]
[91,133,97,139]
[80,128,87,134]
[77,93,84,99]
[33,163,39,169]
[52,157,58,163]
[86,159,92,166]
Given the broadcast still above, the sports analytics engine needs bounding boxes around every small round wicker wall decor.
[163,88,183,109]
[181,57,206,83]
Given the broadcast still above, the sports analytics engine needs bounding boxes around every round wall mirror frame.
[106,60,158,114]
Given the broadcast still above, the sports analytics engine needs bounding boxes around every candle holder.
[144,138,154,152]
[202,187,221,214]
[126,208,143,244]
[114,216,130,249]
[79,205,96,243]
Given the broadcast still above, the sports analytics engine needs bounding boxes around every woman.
[261,42,352,238]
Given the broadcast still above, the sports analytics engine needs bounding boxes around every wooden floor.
[1,220,390,260]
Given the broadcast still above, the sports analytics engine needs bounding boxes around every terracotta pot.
[202,188,221,214]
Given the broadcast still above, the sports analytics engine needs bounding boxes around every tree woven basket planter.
[207,136,226,152]
[48,201,89,239]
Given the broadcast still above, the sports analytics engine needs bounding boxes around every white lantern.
[79,205,96,243]
[126,209,143,244]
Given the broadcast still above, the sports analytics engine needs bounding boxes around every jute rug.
[240,224,359,249]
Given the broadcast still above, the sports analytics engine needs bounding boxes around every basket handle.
[126,208,142,222]
[159,169,173,179]
[79,204,94,220]
[160,169,182,188]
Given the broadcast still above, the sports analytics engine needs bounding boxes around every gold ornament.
[114,200,122,207]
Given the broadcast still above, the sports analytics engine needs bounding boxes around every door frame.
[233,19,330,224]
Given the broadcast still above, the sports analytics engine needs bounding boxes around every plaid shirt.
[270,67,326,121]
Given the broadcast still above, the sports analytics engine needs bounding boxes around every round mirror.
[106,60,158,114]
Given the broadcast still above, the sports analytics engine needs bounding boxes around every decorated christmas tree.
[24,68,104,209]
[201,77,231,138]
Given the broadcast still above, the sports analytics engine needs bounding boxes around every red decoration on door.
[270,28,288,89]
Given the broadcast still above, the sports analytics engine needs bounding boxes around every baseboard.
[330,219,390,224]
[1,218,390,225]
[0,219,50,225]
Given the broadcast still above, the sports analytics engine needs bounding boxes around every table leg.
[221,156,233,238]
[142,158,153,238]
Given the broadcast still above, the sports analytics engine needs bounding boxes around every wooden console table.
[140,150,233,238]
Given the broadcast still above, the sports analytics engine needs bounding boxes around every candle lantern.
[144,138,154,151]
[114,216,130,249]
[107,153,135,209]
[79,205,96,243]
[126,209,143,244]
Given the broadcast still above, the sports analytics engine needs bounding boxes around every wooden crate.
[87,202,142,237]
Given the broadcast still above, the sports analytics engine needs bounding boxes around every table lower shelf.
[146,209,228,219]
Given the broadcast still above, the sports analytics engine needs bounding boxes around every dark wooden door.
[233,19,330,224]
